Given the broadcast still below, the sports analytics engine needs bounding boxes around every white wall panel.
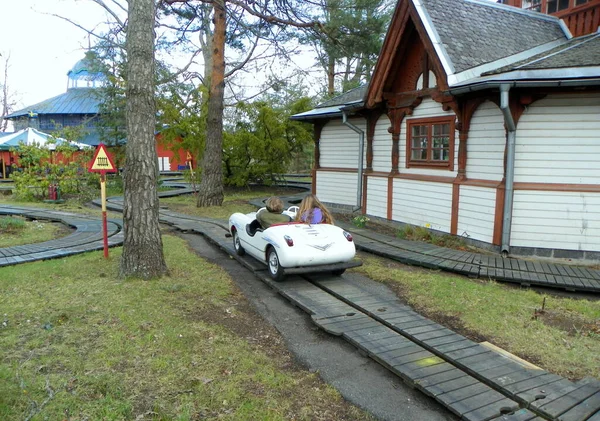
[315,170,359,207]
[391,178,452,233]
[399,98,458,177]
[366,176,388,218]
[372,114,392,172]
[457,185,496,243]
[320,118,367,169]
[511,190,600,251]
[515,93,600,184]
[466,101,505,181]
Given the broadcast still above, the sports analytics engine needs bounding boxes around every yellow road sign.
[88,144,117,173]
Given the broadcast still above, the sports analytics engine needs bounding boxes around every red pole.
[101,172,109,258]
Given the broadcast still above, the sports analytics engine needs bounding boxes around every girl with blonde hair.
[296,194,334,225]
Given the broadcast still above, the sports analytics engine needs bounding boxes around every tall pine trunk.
[120,0,168,279]
[197,0,225,207]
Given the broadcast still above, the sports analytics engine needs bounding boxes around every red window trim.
[406,116,455,171]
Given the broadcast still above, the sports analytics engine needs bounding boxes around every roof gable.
[367,0,569,106]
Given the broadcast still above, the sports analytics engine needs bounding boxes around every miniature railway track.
[0,206,123,267]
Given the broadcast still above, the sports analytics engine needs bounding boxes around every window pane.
[433,123,449,136]
[547,0,557,12]
[412,125,427,137]
[433,136,450,148]
[558,0,569,9]
[412,137,423,149]
[575,0,588,5]
[411,149,426,160]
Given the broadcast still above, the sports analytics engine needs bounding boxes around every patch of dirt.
[533,309,600,337]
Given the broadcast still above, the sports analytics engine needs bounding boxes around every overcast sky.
[0,0,111,110]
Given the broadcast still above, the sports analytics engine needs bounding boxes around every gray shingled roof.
[421,0,566,73]
[6,88,101,119]
[317,85,367,108]
[485,32,600,74]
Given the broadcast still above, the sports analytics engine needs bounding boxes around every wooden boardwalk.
[347,229,600,294]
[0,206,123,267]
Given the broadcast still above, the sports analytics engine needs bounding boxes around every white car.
[228,206,360,281]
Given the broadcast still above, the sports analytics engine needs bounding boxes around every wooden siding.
[391,178,453,232]
[400,98,458,177]
[457,185,497,243]
[365,176,388,218]
[511,190,600,251]
[316,170,359,207]
[372,114,393,172]
[320,119,367,169]
[514,93,600,184]
[466,101,505,181]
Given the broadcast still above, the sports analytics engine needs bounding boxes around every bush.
[9,141,99,204]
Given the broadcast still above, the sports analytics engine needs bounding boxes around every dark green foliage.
[223,94,314,186]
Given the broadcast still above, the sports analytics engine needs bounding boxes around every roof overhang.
[448,67,600,94]
[290,101,364,122]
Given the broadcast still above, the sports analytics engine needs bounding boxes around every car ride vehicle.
[228,206,360,281]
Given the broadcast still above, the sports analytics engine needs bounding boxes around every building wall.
[456,100,505,244]
[315,170,359,207]
[372,114,392,172]
[319,118,367,169]
[457,185,497,243]
[392,178,453,232]
[510,93,600,251]
[365,176,388,218]
[465,101,505,181]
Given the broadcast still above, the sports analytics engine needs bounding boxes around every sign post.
[186,151,194,178]
[88,144,117,258]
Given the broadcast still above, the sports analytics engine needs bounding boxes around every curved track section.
[0,206,123,267]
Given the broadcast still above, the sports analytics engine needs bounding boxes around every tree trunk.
[197,0,225,207]
[120,0,168,279]
[327,55,335,97]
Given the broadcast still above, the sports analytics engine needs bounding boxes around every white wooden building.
[292,0,600,260]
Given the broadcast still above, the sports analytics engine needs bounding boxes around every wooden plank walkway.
[0,206,123,267]
[346,228,600,294]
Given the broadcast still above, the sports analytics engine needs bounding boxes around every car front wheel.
[233,230,245,256]
[267,247,285,282]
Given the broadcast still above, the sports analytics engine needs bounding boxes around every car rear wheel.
[232,230,245,256]
[267,247,285,282]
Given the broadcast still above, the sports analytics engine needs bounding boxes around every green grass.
[159,187,301,221]
[0,217,68,248]
[356,255,600,380]
[0,235,371,421]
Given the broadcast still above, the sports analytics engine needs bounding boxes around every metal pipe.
[500,84,516,255]
[342,111,364,211]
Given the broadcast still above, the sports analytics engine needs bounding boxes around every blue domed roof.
[67,52,105,89]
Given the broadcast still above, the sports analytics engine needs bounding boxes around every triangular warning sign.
[88,144,117,173]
